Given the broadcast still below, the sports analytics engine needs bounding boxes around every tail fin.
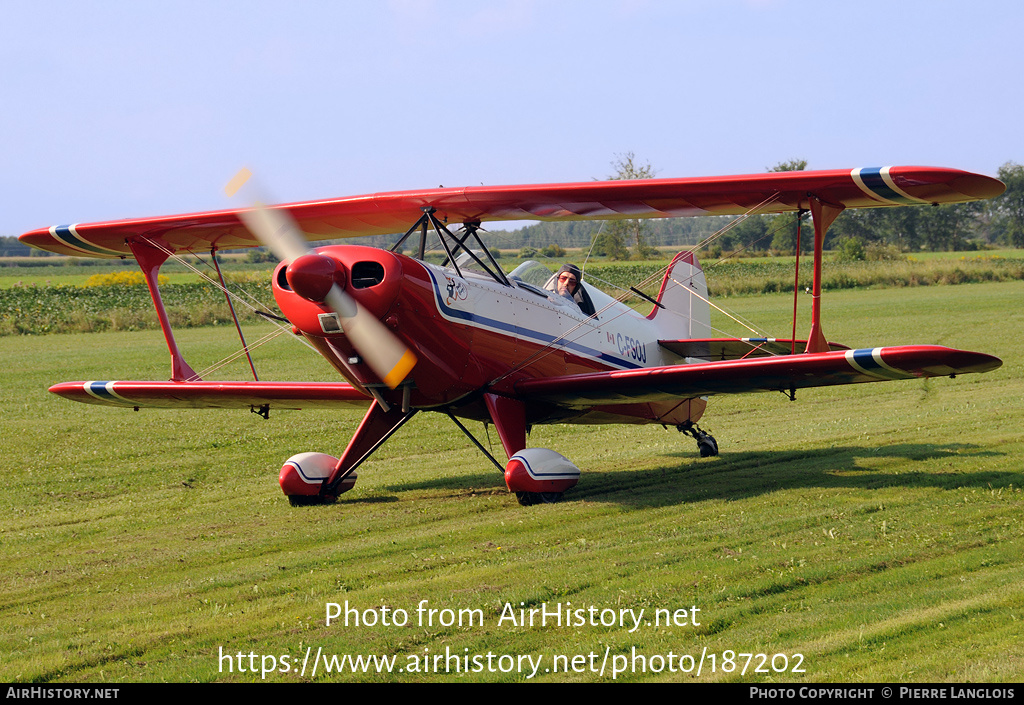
[647,251,711,340]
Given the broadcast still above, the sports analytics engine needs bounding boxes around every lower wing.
[514,345,1001,406]
[49,345,1001,411]
[49,380,372,410]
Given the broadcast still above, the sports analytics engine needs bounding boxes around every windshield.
[451,250,494,278]
[508,260,553,287]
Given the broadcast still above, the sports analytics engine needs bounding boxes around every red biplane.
[20,166,1004,505]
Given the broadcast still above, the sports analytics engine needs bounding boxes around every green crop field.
[1,281,1022,682]
[5,251,1024,337]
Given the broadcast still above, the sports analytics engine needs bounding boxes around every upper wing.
[20,167,1004,258]
[513,345,1001,407]
[50,380,372,410]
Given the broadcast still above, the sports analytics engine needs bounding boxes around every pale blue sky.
[3,0,1022,235]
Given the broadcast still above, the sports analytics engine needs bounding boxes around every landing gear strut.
[678,422,719,457]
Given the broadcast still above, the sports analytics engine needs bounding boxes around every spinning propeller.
[225,169,416,389]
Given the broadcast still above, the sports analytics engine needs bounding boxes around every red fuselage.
[272,245,707,428]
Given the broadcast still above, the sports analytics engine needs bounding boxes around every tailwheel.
[516,491,564,507]
[697,433,719,458]
[678,422,719,458]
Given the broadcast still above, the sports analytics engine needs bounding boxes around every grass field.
[1,281,1022,682]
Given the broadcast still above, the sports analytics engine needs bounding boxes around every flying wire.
[493,193,803,379]
[471,190,807,375]
[484,194,804,382]
[191,327,290,379]
[136,236,321,364]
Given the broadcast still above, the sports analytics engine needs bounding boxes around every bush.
[246,248,279,264]
[834,237,866,262]
[864,242,905,261]
[84,271,168,287]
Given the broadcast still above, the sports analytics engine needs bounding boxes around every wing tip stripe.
[845,348,914,380]
[84,381,134,404]
[50,224,124,256]
[851,167,924,205]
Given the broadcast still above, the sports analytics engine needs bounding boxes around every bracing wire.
[192,326,290,379]
[486,193,801,381]
[135,237,320,380]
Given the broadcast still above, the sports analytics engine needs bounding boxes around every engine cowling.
[272,245,404,339]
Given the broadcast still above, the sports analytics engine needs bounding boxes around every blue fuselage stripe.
[426,269,642,370]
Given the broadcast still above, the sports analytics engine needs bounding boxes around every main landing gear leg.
[324,401,418,498]
[483,394,577,506]
[678,421,719,458]
[280,400,418,506]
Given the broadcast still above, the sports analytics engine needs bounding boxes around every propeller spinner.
[225,169,416,389]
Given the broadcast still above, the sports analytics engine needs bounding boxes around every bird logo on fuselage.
[444,274,468,306]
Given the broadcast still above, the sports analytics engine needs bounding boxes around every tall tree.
[767,159,808,253]
[730,215,770,251]
[993,162,1024,247]
[920,202,982,251]
[593,153,658,260]
[769,159,808,173]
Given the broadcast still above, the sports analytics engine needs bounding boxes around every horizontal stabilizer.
[50,380,372,410]
[514,345,1001,407]
[661,337,850,360]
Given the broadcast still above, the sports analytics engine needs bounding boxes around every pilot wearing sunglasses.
[547,263,595,316]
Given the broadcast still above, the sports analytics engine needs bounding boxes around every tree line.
[722,161,1024,258]
[500,159,1024,260]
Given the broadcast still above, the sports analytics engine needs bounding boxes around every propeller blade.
[237,202,310,263]
[226,169,416,389]
[225,168,310,262]
[325,284,417,389]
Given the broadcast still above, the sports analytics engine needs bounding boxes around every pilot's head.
[556,263,582,297]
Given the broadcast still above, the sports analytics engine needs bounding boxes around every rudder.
[647,251,710,340]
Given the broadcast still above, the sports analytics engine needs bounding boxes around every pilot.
[547,263,596,316]
[554,264,582,301]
